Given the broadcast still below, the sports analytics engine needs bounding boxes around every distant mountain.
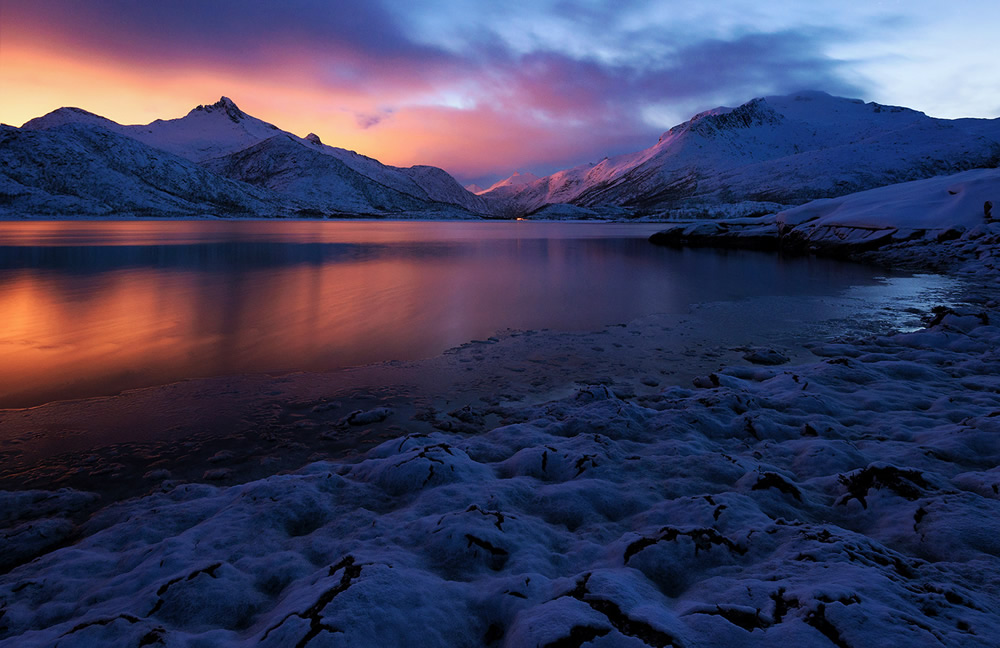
[0,123,286,217]
[483,91,1000,216]
[6,98,489,218]
[484,171,540,193]
[22,97,283,163]
[6,92,999,220]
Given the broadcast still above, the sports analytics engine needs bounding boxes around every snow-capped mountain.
[202,134,438,215]
[483,171,540,193]
[8,98,489,218]
[0,123,288,217]
[22,97,283,163]
[483,91,1000,216]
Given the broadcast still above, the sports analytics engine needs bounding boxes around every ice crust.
[2,303,999,647]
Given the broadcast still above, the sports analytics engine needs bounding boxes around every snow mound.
[777,167,1000,231]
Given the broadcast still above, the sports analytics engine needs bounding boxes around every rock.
[743,349,790,365]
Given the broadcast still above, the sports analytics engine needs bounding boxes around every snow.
[651,167,1000,275]
[3,223,1000,646]
[5,93,1000,646]
[13,98,491,218]
[775,167,999,231]
[480,91,1000,216]
[484,171,542,193]
[11,92,998,221]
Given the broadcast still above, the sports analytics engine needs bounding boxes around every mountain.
[0,123,287,217]
[22,97,283,164]
[483,91,1000,216]
[7,98,489,218]
[8,92,999,220]
[484,171,540,193]
[202,134,438,215]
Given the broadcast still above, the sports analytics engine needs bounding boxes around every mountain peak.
[190,96,246,123]
[305,133,323,145]
[485,171,541,192]
[21,106,121,131]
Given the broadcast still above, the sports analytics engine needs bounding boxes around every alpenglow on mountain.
[482,91,1000,218]
[2,97,490,218]
[2,91,998,219]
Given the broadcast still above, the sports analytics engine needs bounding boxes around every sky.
[1,0,998,187]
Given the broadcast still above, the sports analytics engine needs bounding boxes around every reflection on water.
[0,220,952,408]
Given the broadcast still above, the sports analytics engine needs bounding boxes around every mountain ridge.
[483,91,1000,217]
[5,91,1000,219]
[8,97,488,218]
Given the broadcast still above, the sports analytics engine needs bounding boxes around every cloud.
[355,110,394,129]
[2,0,872,184]
[4,0,443,65]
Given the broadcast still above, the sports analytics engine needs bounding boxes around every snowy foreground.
[2,302,1000,647]
[3,171,1000,647]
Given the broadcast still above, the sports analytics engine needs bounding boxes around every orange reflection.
[0,221,672,408]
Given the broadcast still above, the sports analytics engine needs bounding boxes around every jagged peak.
[189,96,246,123]
[667,96,783,138]
[305,133,322,145]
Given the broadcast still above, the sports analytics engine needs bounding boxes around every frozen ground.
[2,288,1000,646]
[2,295,999,647]
[2,171,1000,646]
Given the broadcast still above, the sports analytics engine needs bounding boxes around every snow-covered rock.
[651,167,1000,272]
[482,91,1000,216]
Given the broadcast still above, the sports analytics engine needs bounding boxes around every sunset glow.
[3,0,999,186]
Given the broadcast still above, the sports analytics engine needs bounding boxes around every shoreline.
[2,221,1000,645]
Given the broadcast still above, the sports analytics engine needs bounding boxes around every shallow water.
[0,220,961,408]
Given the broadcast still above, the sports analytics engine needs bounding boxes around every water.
[0,220,959,409]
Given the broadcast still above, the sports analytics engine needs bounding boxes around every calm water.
[0,220,957,408]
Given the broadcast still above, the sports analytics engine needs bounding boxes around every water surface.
[0,220,958,408]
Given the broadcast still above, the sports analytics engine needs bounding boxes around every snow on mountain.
[484,170,541,193]
[202,134,456,216]
[12,91,999,220]
[295,134,490,215]
[19,106,124,132]
[0,123,288,218]
[482,91,1000,216]
[23,97,282,163]
[464,183,485,194]
[15,97,489,218]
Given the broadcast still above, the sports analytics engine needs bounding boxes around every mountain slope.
[0,123,289,218]
[23,97,283,163]
[484,91,1000,215]
[22,97,490,217]
[202,134,445,215]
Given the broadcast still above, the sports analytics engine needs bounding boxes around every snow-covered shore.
[650,168,1000,274]
[2,299,999,647]
[3,171,1000,647]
